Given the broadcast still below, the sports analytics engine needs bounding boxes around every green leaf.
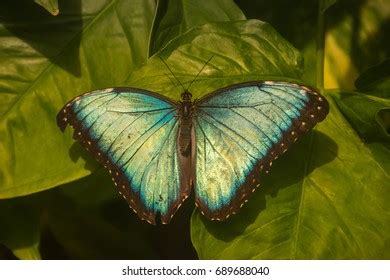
[235,1,319,86]
[355,59,390,98]
[191,96,390,259]
[333,91,390,141]
[334,60,390,142]
[140,18,390,259]
[0,0,156,198]
[149,0,245,55]
[34,0,59,16]
[0,198,41,259]
[131,20,303,98]
[123,19,390,260]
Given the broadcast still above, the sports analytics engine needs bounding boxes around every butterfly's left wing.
[57,88,190,224]
[194,81,329,220]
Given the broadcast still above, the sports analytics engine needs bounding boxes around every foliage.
[0,0,388,259]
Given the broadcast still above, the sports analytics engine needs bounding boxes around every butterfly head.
[181,90,192,102]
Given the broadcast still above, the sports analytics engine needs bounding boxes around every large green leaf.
[141,1,390,259]
[139,18,390,259]
[0,0,156,198]
[235,0,319,86]
[149,0,245,55]
[130,20,302,96]
[121,19,389,260]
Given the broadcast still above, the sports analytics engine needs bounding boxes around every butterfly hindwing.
[194,81,329,220]
[57,88,190,224]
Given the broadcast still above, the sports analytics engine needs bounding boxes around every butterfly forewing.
[194,81,328,220]
[57,88,191,224]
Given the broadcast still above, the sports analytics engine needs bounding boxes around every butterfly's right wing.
[194,81,329,220]
[57,88,190,224]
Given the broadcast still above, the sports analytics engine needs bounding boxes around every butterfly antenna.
[159,56,186,92]
[187,55,214,91]
[164,73,178,88]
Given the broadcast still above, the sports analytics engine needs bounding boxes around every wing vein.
[197,112,258,160]
[77,94,118,126]
[197,122,241,181]
[234,107,284,138]
[73,93,116,115]
[97,112,145,143]
[118,110,175,168]
[106,107,172,114]
[258,87,304,112]
[264,84,307,101]
[198,102,273,109]
[138,120,177,202]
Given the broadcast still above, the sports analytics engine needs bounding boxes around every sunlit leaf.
[129,16,390,260]
[131,20,303,98]
[117,19,390,259]
[149,0,245,55]
[0,0,156,198]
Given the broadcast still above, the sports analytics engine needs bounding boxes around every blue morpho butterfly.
[57,58,329,225]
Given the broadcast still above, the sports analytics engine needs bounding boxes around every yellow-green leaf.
[0,0,156,198]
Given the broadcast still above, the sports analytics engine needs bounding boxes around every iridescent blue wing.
[57,88,190,224]
[194,81,329,220]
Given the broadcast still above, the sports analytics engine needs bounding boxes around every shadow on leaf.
[1,0,82,76]
[69,142,98,172]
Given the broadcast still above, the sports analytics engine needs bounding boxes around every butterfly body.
[57,81,328,224]
[177,90,194,157]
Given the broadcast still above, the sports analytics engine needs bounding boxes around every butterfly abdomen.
[178,120,192,156]
[178,100,193,157]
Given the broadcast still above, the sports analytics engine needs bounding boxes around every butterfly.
[57,75,328,225]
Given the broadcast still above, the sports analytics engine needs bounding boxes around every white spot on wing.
[102,88,114,93]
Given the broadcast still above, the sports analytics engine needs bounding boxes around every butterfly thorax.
[178,91,194,157]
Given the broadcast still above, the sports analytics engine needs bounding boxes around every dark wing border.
[57,87,184,225]
[194,81,329,221]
